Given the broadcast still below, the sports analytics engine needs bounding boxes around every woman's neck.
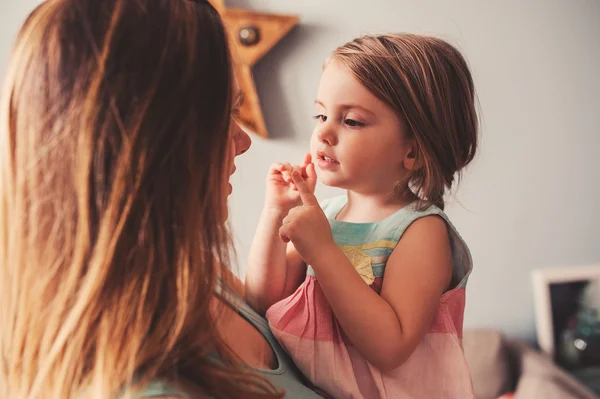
[336,190,413,223]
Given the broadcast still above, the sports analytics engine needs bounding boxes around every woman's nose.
[234,123,252,156]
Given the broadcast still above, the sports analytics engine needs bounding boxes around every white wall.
[2,0,599,341]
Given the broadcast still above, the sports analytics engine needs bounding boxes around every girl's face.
[310,60,413,196]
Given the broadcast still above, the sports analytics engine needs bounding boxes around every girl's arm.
[245,207,306,315]
[281,171,451,371]
[245,157,316,315]
[312,215,452,371]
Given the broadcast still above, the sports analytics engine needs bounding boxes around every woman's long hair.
[0,0,281,397]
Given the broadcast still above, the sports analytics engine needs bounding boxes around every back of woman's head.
[0,0,278,398]
[332,33,478,210]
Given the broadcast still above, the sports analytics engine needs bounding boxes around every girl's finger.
[302,153,312,167]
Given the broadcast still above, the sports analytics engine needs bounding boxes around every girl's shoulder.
[319,195,346,219]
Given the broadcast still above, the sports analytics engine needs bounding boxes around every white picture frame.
[532,264,600,359]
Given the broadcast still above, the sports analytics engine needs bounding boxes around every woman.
[0,0,322,398]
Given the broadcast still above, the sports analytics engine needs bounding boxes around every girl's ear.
[403,141,416,171]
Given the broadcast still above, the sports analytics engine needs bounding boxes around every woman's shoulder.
[132,379,192,398]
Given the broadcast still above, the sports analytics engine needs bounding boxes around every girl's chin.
[319,174,345,188]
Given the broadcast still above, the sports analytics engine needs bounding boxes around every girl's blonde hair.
[332,34,479,210]
[0,0,281,398]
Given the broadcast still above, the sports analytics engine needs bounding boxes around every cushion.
[463,329,513,399]
[515,374,583,399]
[515,344,599,399]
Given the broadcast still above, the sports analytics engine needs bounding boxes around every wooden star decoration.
[209,0,298,138]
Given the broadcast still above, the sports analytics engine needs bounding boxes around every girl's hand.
[265,153,317,213]
[279,171,335,265]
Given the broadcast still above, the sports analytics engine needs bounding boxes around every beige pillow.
[463,329,513,399]
[516,345,598,399]
[516,374,582,399]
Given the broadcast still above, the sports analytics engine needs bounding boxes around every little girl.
[245,33,478,399]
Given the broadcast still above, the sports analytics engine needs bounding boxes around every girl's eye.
[233,107,241,116]
[344,119,364,127]
[313,114,327,122]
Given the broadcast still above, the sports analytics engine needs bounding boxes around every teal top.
[307,195,472,288]
[135,287,323,398]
